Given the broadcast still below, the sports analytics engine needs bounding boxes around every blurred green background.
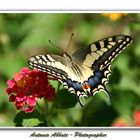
[0,13,140,127]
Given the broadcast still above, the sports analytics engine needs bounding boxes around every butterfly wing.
[72,35,132,104]
[28,54,70,80]
[72,35,132,71]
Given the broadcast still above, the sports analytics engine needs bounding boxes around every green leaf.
[54,89,77,109]
[109,67,122,84]
[49,80,62,91]
[14,110,47,127]
[81,96,118,126]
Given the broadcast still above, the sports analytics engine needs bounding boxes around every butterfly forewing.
[72,35,132,71]
[28,54,70,80]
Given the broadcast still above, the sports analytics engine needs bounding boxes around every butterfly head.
[62,53,72,62]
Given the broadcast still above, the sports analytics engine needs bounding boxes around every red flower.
[6,67,56,113]
[133,109,140,126]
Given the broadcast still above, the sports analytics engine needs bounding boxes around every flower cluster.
[6,67,55,113]
[102,13,127,21]
[112,109,140,127]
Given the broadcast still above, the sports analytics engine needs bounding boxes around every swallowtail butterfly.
[28,35,132,106]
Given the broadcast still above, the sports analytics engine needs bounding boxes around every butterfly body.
[28,35,132,106]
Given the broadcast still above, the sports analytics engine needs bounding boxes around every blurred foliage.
[0,13,140,127]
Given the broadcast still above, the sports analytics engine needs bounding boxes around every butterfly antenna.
[65,33,74,53]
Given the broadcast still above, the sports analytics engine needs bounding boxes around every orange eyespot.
[82,83,90,90]
[85,84,90,89]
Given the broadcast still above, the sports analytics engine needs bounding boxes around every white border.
[0,0,140,11]
[0,11,139,13]
[0,127,140,140]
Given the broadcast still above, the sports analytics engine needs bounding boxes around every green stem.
[42,82,60,126]
[44,98,49,115]
[57,82,61,92]
[44,98,52,126]
[36,102,44,115]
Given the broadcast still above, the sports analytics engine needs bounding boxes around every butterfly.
[28,35,132,107]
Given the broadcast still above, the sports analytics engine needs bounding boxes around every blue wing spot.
[63,79,83,92]
[88,71,103,87]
